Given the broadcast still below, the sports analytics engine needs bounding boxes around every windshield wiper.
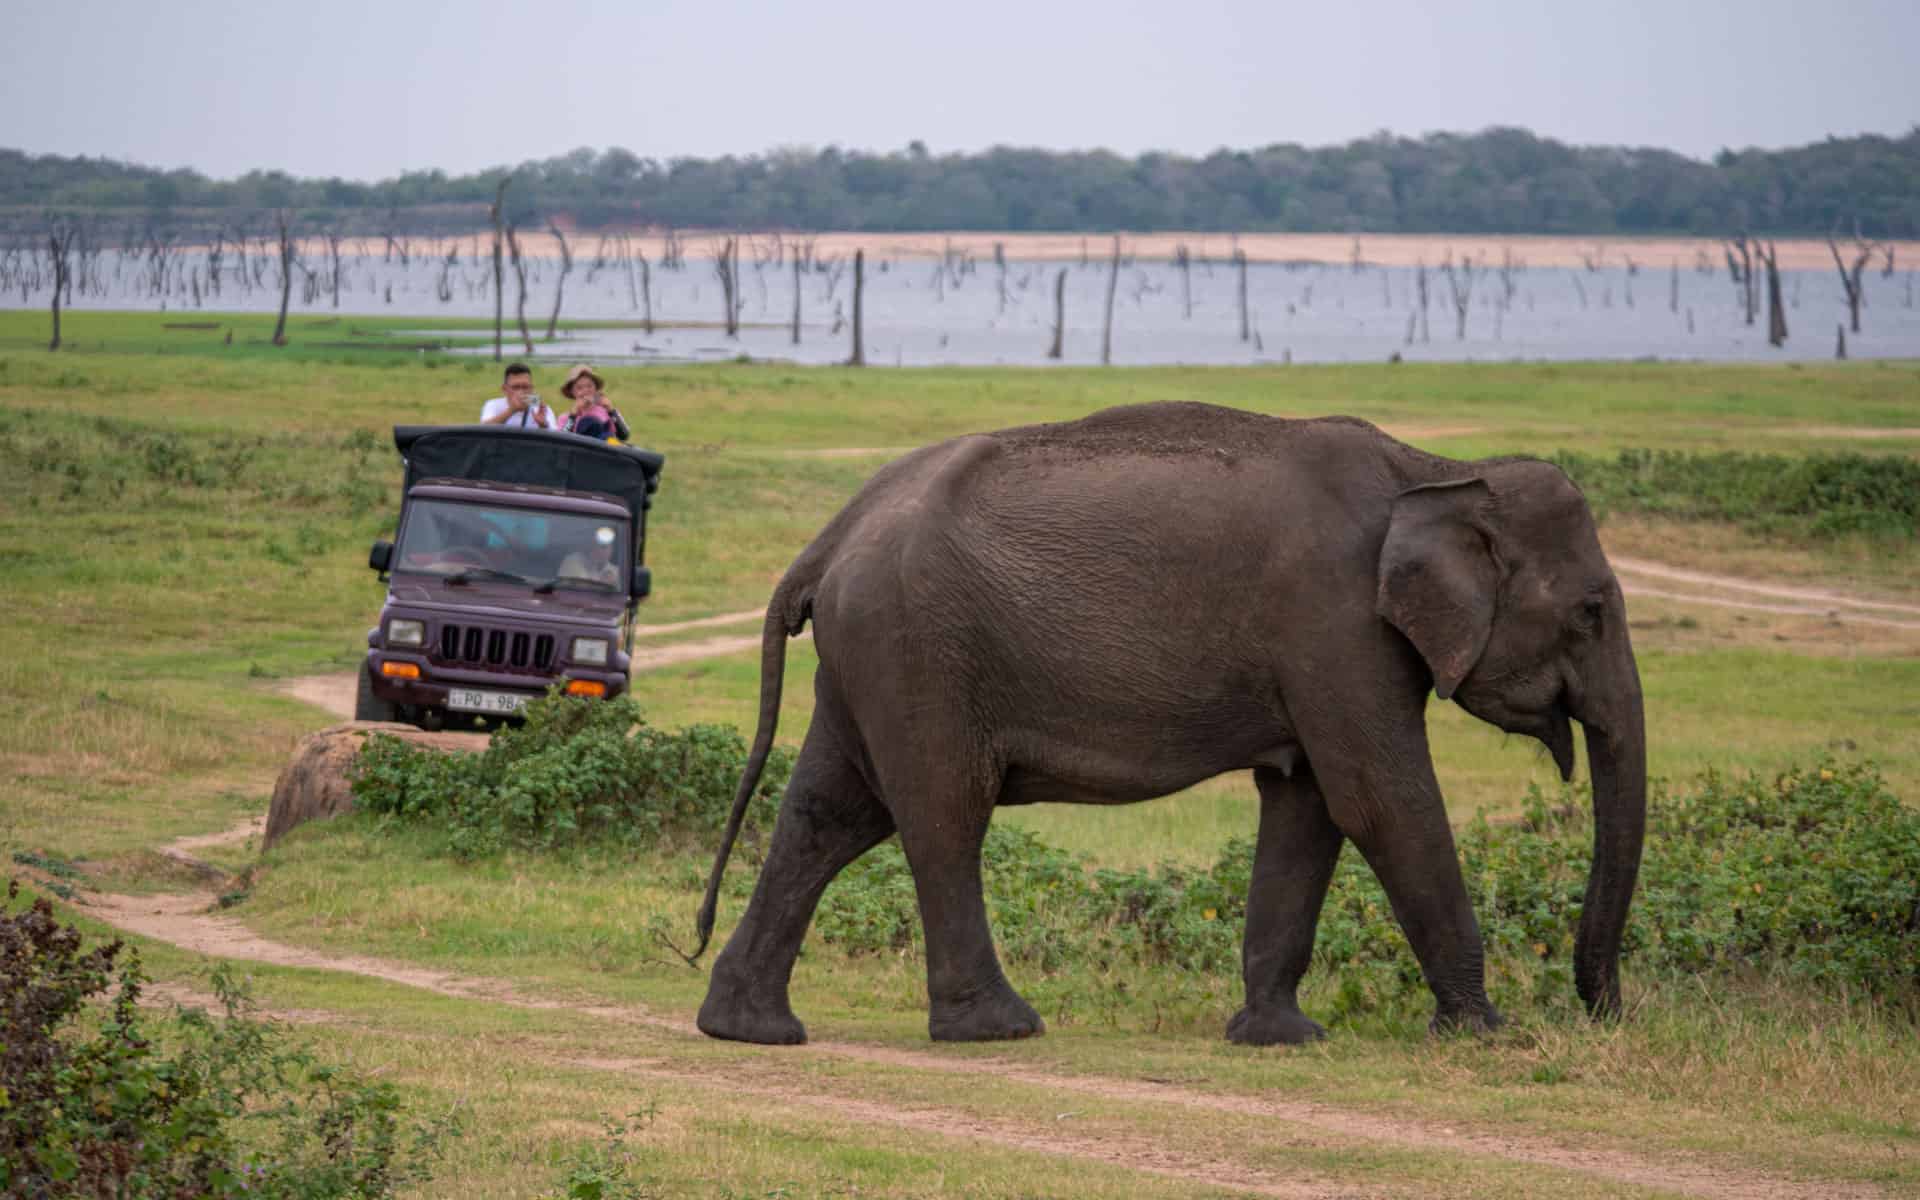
[444,566,529,586]
[533,575,619,594]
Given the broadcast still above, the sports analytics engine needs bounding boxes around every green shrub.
[1550,448,1920,541]
[349,694,793,858]
[0,882,458,1198]
[345,696,1916,1013]
[814,760,1919,1011]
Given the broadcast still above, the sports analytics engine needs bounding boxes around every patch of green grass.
[1555,447,1920,540]
[5,316,1919,1197]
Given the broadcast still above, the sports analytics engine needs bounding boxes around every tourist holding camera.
[478,362,562,429]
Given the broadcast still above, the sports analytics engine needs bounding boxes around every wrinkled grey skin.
[694,402,1645,1046]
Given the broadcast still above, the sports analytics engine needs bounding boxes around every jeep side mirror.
[631,564,652,599]
[369,540,393,572]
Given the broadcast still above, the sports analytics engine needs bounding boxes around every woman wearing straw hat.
[560,364,629,442]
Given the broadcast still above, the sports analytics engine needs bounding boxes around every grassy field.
[3,309,1918,1198]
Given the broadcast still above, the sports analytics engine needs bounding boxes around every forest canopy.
[4,127,1916,237]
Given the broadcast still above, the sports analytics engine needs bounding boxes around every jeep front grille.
[437,624,553,670]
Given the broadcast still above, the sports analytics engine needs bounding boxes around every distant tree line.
[3,126,1917,237]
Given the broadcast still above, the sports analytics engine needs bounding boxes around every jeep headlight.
[571,636,610,667]
[388,618,425,647]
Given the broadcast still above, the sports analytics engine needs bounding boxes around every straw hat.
[560,364,604,398]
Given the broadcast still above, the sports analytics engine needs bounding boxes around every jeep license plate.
[446,688,527,715]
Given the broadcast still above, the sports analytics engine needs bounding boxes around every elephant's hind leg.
[698,728,894,1046]
[1229,764,1345,1045]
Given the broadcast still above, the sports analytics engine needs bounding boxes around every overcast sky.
[5,0,1917,181]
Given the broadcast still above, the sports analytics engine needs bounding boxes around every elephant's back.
[989,401,1376,465]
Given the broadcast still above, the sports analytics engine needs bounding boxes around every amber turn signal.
[564,679,607,698]
[379,661,421,679]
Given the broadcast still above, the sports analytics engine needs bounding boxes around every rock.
[263,722,483,850]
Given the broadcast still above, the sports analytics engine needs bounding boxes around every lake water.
[12,242,1919,366]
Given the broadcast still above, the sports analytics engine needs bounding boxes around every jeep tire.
[354,661,399,723]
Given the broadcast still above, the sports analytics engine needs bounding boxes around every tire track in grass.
[69,829,1882,1200]
[1611,557,1920,629]
[1619,585,1920,631]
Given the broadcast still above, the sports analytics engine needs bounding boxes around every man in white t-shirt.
[478,362,563,430]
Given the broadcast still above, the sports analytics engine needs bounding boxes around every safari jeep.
[359,424,665,728]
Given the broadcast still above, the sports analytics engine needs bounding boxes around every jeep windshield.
[393,499,626,592]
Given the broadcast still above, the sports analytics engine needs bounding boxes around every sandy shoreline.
[288,229,1916,273]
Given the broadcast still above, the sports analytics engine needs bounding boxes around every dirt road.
[76,819,1877,1200]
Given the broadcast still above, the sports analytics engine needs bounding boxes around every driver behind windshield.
[557,524,622,587]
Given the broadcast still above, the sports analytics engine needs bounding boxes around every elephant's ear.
[1375,479,1499,700]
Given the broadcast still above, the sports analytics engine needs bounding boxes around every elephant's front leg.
[896,800,1044,1042]
[1228,764,1344,1045]
[1320,757,1502,1035]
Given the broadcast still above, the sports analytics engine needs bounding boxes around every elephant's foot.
[929,980,1045,1042]
[697,980,808,1046]
[1226,1003,1327,1046]
[1430,997,1503,1037]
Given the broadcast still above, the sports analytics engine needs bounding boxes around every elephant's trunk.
[1573,640,1646,1019]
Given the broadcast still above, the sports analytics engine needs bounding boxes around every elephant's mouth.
[1459,678,1579,782]
[1538,697,1577,782]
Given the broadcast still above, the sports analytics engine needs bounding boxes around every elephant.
[692,401,1645,1046]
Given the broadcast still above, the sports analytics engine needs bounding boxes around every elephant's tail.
[690,582,807,962]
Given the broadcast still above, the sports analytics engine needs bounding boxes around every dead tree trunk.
[490,177,509,361]
[714,237,738,338]
[994,241,1007,315]
[1670,260,1679,314]
[1828,228,1881,335]
[1440,253,1477,340]
[1175,244,1192,319]
[270,209,296,346]
[507,226,533,354]
[846,249,866,367]
[1726,235,1755,325]
[619,234,639,309]
[46,216,76,351]
[1235,249,1250,342]
[791,255,802,345]
[1756,240,1787,347]
[1101,236,1121,365]
[326,232,343,309]
[637,250,654,334]
[205,231,224,298]
[544,222,573,340]
[233,226,253,295]
[1836,324,1847,359]
[1416,260,1431,342]
[1047,267,1066,360]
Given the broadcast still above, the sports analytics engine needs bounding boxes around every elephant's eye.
[1578,595,1605,632]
